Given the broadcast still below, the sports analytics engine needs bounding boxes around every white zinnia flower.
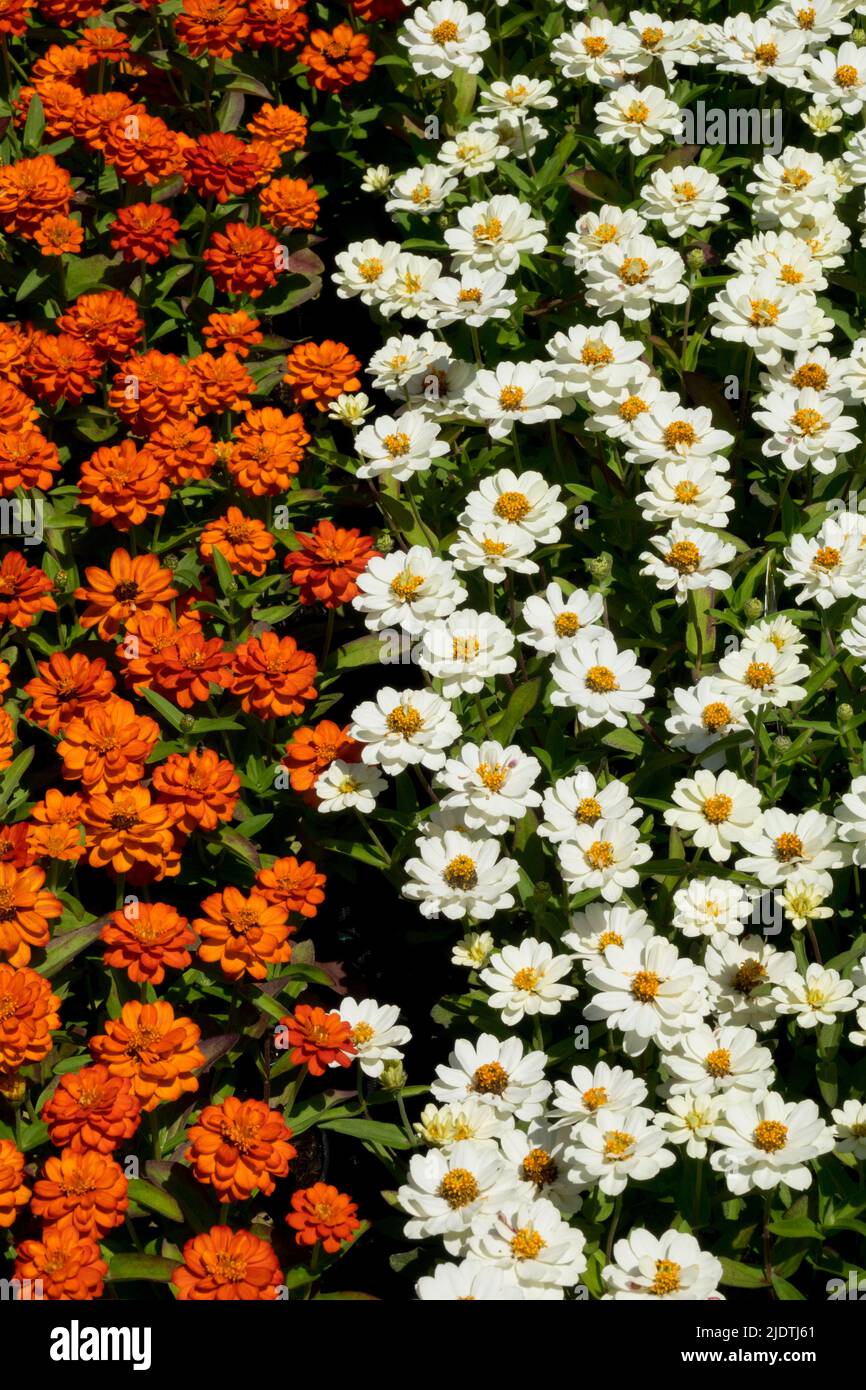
[639,165,728,235]
[754,387,858,473]
[781,870,834,930]
[712,14,807,84]
[336,997,412,1078]
[430,268,515,328]
[559,820,653,903]
[551,17,642,86]
[519,583,606,655]
[355,410,448,481]
[415,1260,525,1300]
[349,687,461,775]
[563,204,647,273]
[772,962,856,1027]
[332,238,401,302]
[466,1198,587,1299]
[444,194,546,273]
[736,807,849,885]
[595,83,681,155]
[352,545,466,635]
[626,401,734,469]
[399,0,490,78]
[460,469,566,544]
[705,935,797,1032]
[664,769,763,863]
[661,1023,775,1099]
[431,1033,551,1120]
[497,1124,584,1214]
[583,936,710,1054]
[710,1092,834,1193]
[435,740,542,834]
[539,771,641,847]
[602,1227,724,1300]
[746,147,838,228]
[448,521,538,582]
[781,519,866,607]
[402,829,520,921]
[584,234,688,321]
[549,1061,648,1132]
[672,877,753,946]
[654,1091,724,1159]
[315,760,387,814]
[464,360,561,439]
[717,639,809,708]
[563,902,654,964]
[808,40,866,112]
[709,273,829,366]
[831,1100,866,1159]
[480,939,577,1025]
[414,1098,510,1148]
[640,523,736,603]
[566,1107,676,1194]
[664,678,749,764]
[550,630,654,728]
[451,931,495,970]
[398,1140,518,1254]
[417,610,516,697]
[544,321,646,408]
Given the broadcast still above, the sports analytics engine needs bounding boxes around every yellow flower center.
[641,25,664,48]
[836,63,860,88]
[482,538,507,556]
[745,660,775,689]
[604,1129,635,1159]
[511,1227,546,1260]
[554,611,580,637]
[411,183,432,204]
[444,854,478,889]
[626,100,650,124]
[585,664,619,693]
[521,1147,558,1187]
[813,545,841,570]
[774,832,803,863]
[702,701,731,733]
[749,298,780,326]
[674,181,698,202]
[458,287,483,303]
[452,634,480,662]
[797,7,815,27]
[619,395,647,422]
[499,385,525,410]
[351,1022,375,1045]
[665,540,702,573]
[620,256,649,285]
[734,958,767,995]
[576,795,602,823]
[494,490,531,522]
[753,1119,788,1153]
[581,340,614,366]
[473,215,502,243]
[438,1167,479,1208]
[705,1047,731,1077]
[583,1085,608,1110]
[384,431,411,456]
[582,35,609,56]
[594,221,618,244]
[390,570,425,601]
[791,362,827,391]
[512,966,540,992]
[358,257,383,282]
[755,42,778,65]
[650,1259,682,1295]
[631,969,660,1002]
[386,705,423,737]
[782,167,812,190]
[478,762,507,792]
[596,930,622,952]
[431,19,459,43]
[702,793,733,824]
[472,1061,509,1095]
[791,407,824,436]
[585,839,615,870]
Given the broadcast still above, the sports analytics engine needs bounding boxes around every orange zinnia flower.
[73,92,144,153]
[0,0,34,38]
[15,1227,107,1300]
[23,331,99,407]
[0,552,57,630]
[231,630,317,718]
[186,1096,296,1202]
[26,78,83,141]
[102,112,185,187]
[0,707,13,770]
[0,427,61,494]
[78,440,170,530]
[0,1138,29,1227]
[204,222,280,299]
[75,549,177,639]
[200,507,276,577]
[260,176,320,232]
[0,962,61,1073]
[283,339,362,411]
[175,0,251,57]
[0,822,30,868]
[147,415,216,484]
[194,886,293,981]
[36,0,104,23]
[287,519,379,608]
[57,289,144,365]
[27,819,85,862]
[108,349,197,434]
[34,213,84,256]
[247,0,308,50]
[89,999,203,1111]
[41,1063,141,1153]
[286,1182,361,1253]
[152,748,240,833]
[300,24,376,92]
[255,856,326,919]
[32,1149,128,1238]
[186,132,261,203]
[100,901,195,985]
[0,322,32,385]
[0,153,72,236]
[0,862,62,967]
[110,202,181,264]
[279,1004,355,1076]
[146,627,232,708]
[82,786,181,883]
[246,104,308,153]
[173,1225,283,1300]
[77,25,132,61]
[58,697,160,793]
[228,405,309,496]
[188,350,254,416]
[24,651,115,734]
[203,309,263,358]
[0,379,38,430]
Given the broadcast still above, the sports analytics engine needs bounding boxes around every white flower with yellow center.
[583,937,710,1054]
[466,1198,587,1299]
[333,238,401,303]
[727,228,829,294]
[400,356,477,420]
[451,930,495,970]
[602,1227,724,1300]
[375,252,443,320]
[831,1099,866,1159]
[789,209,850,267]
[563,204,647,273]
[672,877,753,946]
[449,520,538,582]
[543,321,647,408]
[435,740,542,834]
[385,164,458,216]
[460,469,567,544]
[705,934,797,1032]
[430,267,515,328]
[563,902,654,965]
[661,1024,775,1100]
[431,1033,551,1120]
[584,233,689,321]
[550,629,655,728]
[654,1091,724,1159]
[474,111,547,161]
[758,344,850,399]
[627,401,734,469]
[559,820,652,903]
[315,759,387,814]
[741,613,806,657]
[352,545,466,636]
[464,360,561,439]
[746,147,838,227]
[417,609,516,698]
[808,39,866,112]
[585,378,681,445]
[712,13,808,84]
[782,520,866,608]
[736,807,849,885]
[437,125,509,177]
[755,386,857,472]
[551,17,642,86]
[476,74,557,113]
[355,409,448,482]
[841,602,866,660]
[480,938,577,1026]
[640,522,737,603]
[327,391,373,427]
[664,769,763,863]
[415,1260,525,1300]
[398,0,490,78]
[398,1140,519,1254]
[336,997,412,1078]
[767,0,851,47]
[444,194,547,274]
[638,165,728,236]
[836,775,866,866]
[402,828,520,922]
[498,1123,584,1214]
[549,1061,648,1133]
[539,771,642,847]
[717,638,810,708]
[665,677,749,764]
[350,687,461,775]
[367,330,450,392]
[772,962,856,1027]
[710,1091,835,1194]
[414,1098,512,1148]
[782,869,834,930]
[625,12,702,76]
[519,582,606,656]
[709,273,829,366]
[594,83,682,155]
[565,1107,676,1194]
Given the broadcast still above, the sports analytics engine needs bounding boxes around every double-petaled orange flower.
[175,0,250,56]
[152,748,240,833]
[228,406,309,496]
[300,24,376,92]
[173,1225,283,1300]
[110,202,181,265]
[32,1149,128,1238]
[57,289,143,364]
[28,790,86,863]
[0,378,38,429]
[0,1138,30,1227]
[186,132,261,203]
[286,1183,361,1253]
[0,426,61,494]
[100,902,196,985]
[188,350,254,415]
[260,176,320,232]
[200,507,276,577]
[89,999,203,1111]
[287,519,379,608]
[0,153,72,236]
[256,856,326,918]
[109,349,197,434]
[194,886,293,981]
[231,630,317,718]
[34,213,84,256]
[204,222,281,299]
[246,103,307,153]
[0,0,34,39]
[0,822,30,868]
[102,112,185,187]
[75,549,177,639]
[24,651,115,733]
[186,1095,296,1202]
[247,0,308,50]
[23,331,99,407]
[58,696,160,792]
[78,440,171,531]
[0,552,57,629]
[0,962,60,1074]
[146,627,232,708]
[0,862,63,967]
[82,785,181,882]
[0,708,14,771]
[73,92,144,153]
[41,1063,141,1153]
[279,1004,355,1077]
[203,309,263,358]
[283,339,362,411]
[147,415,216,484]
[14,1226,108,1301]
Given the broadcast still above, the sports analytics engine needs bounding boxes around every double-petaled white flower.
[712,14,807,84]
[559,820,653,902]
[665,677,749,764]
[481,938,577,1025]
[539,770,641,846]
[782,517,866,607]
[583,936,710,1054]
[595,83,681,155]
[418,609,516,697]
[550,630,654,727]
[754,386,857,473]
[350,686,461,775]
[460,469,567,544]
[544,321,646,408]
[315,760,387,814]
[435,740,542,834]
[717,638,810,708]
[661,1023,775,1099]
[519,582,606,655]
[808,40,866,112]
[736,807,849,885]
[639,165,728,235]
[585,234,688,321]
[431,1033,551,1120]
[352,545,467,635]
[602,1228,724,1300]
[355,409,449,482]
[705,935,797,1032]
[402,828,520,921]
[664,769,763,862]
[563,902,654,965]
[399,0,491,78]
[566,1107,676,1194]
[710,1092,835,1194]
[464,360,561,439]
[398,1140,519,1254]
[563,204,647,273]
[672,877,753,946]
[549,1061,648,1133]
[710,273,831,366]
[640,522,737,603]
[466,1197,587,1298]
[772,962,857,1027]
[444,194,546,273]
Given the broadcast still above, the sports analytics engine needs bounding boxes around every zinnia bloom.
[247,0,308,50]
[186,132,261,203]
[203,309,263,358]
[246,104,308,153]
[27,790,86,865]
[108,349,197,434]
[101,112,185,187]
[204,222,281,299]
[14,1227,108,1301]
[286,1183,361,1252]
[231,630,318,718]
[0,822,30,868]
[287,520,379,608]
[300,24,376,92]
[34,213,83,256]
[194,886,293,981]
[57,289,144,365]
[24,651,115,733]
[41,1063,141,1152]
[282,720,361,794]
[175,0,251,57]
[57,696,160,792]
[89,999,203,1111]
[0,426,61,494]
[0,1138,30,1227]
[110,203,181,265]
[255,856,326,918]
[0,552,56,629]
[152,748,240,833]
[200,507,276,577]
[145,627,232,708]
[0,862,63,967]
[186,1096,296,1202]
[0,962,60,1073]
[260,176,320,231]
[0,153,72,236]
[23,331,99,407]
[31,1149,128,1238]
[75,549,177,639]
[82,785,181,883]
[279,1004,355,1076]
[147,415,216,484]
[283,340,362,411]
[78,440,170,530]
[100,902,196,985]
[172,1225,283,1300]
[188,350,254,415]
[228,406,309,495]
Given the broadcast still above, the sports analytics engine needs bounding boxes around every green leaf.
[318,1117,414,1149]
[718,1257,768,1288]
[127,1178,185,1224]
[771,1273,806,1300]
[490,678,541,744]
[23,92,44,151]
[40,917,105,978]
[108,1253,179,1283]
[139,686,186,731]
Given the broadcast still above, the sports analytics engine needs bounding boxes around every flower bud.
[52,570,68,593]
[586,552,612,579]
[744,598,763,621]
[374,529,394,554]
[773,735,792,754]
[853,25,866,45]
[180,714,196,734]
[686,247,705,274]
[838,703,854,723]
[0,1071,26,1105]
[379,1060,407,1092]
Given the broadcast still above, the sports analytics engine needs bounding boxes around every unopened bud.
[53,569,68,592]
[586,552,612,579]
[838,703,854,723]
[375,529,395,554]
[379,1060,407,1091]
[0,1071,26,1105]
[180,714,196,733]
[773,735,792,754]
[162,553,178,570]
[744,598,763,621]
[686,247,705,274]
[852,25,866,45]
